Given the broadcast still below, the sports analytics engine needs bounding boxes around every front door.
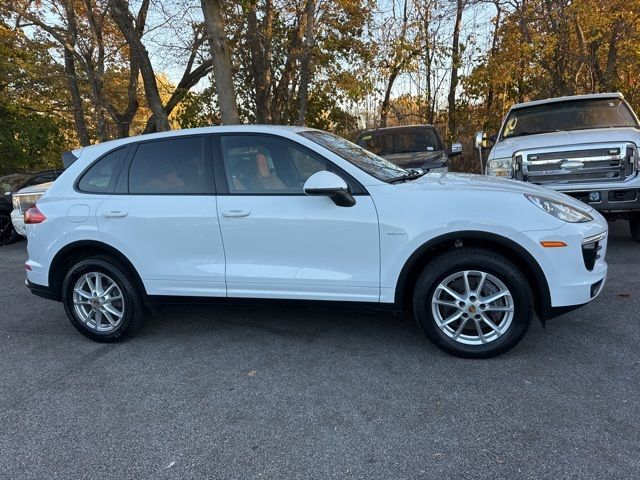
[215,133,380,302]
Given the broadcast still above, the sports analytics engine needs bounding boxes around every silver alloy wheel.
[431,270,514,345]
[72,272,125,333]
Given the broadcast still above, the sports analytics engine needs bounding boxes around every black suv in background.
[0,169,63,245]
[355,125,462,172]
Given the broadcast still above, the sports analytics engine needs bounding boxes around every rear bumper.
[10,208,26,236]
[25,279,58,301]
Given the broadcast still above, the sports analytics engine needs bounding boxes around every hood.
[381,150,447,168]
[15,182,53,195]
[402,172,593,211]
[491,127,640,159]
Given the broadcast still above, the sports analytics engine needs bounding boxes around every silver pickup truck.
[477,92,640,241]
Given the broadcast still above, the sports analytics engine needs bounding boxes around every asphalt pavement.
[0,221,638,479]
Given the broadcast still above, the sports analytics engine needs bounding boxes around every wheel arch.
[394,231,552,320]
[48,240,147,302]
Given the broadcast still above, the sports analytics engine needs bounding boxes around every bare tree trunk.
[486,1,501,112]
[201,0,240,125]
[246,0,273,123]
[63,49,90,146]
[380,68,399,128]
[447,0,464,142]
[109,0,170,132]
[296,0,315,126]
[420,0,436,124]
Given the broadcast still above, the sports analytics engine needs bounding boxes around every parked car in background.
[0,170,62,245]
[355,125,462,173]
[11,182,54,236]
[478,92,640,241]
[24,126,607,358]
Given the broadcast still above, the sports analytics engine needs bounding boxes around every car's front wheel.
[413,248,533,358]
[62,257,144,342]
[0,213,19,246]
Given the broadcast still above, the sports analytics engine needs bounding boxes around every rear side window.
[128,137,206,194]
[78,148,126,193]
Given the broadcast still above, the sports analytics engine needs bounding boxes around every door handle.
[221,210,251,218]
[103,211,128,218]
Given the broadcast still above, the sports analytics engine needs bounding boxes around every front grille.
[15,194,42,213]
[517,142,636,185]
[609,189,637,202]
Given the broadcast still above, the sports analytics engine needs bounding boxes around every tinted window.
[78,148,126,193]
[221,135,331,194]
[129,137,205,194]
[357,127,443,155]
[0,174,30,193]
[26,172,59,187]
[501,98,639,140]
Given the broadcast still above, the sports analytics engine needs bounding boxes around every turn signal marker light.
[540,241,567,248]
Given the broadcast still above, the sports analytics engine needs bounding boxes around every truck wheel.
[62,256,145,342]
[0,213,19,246]
[630,217,640,242]
[413,248,533,358]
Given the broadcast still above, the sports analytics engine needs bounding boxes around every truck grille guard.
[514,142,638,185]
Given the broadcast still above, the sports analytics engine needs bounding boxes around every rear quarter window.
[78,148,127,193]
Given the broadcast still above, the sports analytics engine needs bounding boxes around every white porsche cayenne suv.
[24,126,608,358]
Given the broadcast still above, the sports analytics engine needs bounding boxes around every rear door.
[96,135,226,297]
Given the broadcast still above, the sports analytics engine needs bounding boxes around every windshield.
[0,174,29,194]
[299,130,408,182]
[356,127,443,155]
[501,98,638,140]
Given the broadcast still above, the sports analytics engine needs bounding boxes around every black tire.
[62,256,145,342]
[0,213,19,246]
[412,247,533,358]
[630,217,640,242]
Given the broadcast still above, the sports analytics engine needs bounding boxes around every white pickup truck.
[478,93,640,241]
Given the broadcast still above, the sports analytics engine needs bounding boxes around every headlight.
[525,194,593,223]
[486,158,513,177]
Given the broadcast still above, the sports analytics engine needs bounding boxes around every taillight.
[24,206,46,224]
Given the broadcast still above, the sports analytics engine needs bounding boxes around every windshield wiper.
[388,170,426,184]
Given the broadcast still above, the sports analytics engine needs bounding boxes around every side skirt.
[146,295,402,314]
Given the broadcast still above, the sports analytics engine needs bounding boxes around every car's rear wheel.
[630,217,640,242]
[62,257,144,342]
[413,248,533,358]
[0,213,19,246]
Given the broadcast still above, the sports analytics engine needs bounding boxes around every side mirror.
[303,171,356,207]
[448,142,463,157]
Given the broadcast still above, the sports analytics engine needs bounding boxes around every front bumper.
[519,215,608,311]
[10,208,26,236]
[561,188,640,216]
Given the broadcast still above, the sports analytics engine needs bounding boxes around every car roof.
[510,92,624,110]
[75,125,314,156]
[358,125,436,136]
[15,182,53,195]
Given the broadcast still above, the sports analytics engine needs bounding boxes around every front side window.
[501,98,639,140]
[220,135,331,194]
[128,137,205,194]
[300,130,408,182]
[78,148,126,193]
